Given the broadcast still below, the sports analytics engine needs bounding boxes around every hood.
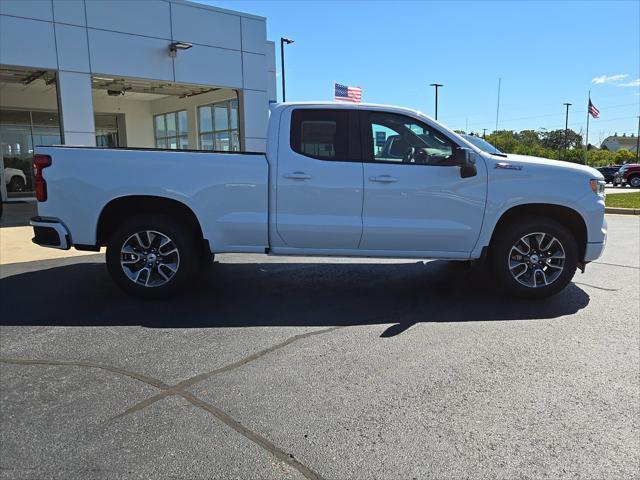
[502,154,603,179]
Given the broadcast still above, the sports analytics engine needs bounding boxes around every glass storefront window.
[154,110,188,149]
[31,111,59,127]
[1,109,62,198]
[198,98,240,151]
[95,114,121,148]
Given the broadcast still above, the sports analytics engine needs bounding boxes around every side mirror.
[452,147,477,178]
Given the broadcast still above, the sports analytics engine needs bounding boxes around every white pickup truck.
[31,102,607,299]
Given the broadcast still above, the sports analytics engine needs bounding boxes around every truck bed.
[34,146,270,253]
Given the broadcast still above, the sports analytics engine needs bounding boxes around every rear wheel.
[8,176,25,192]
[629,175,640,188]
[106,214,200,298]
[489,216,578,299]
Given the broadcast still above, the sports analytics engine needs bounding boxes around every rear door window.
[290,109,359,161]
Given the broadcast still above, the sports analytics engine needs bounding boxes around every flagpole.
[584,90,590,165]
[495,77,501,132]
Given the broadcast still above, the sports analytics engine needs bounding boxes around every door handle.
[283,171,312,180]
[369,175,398,183]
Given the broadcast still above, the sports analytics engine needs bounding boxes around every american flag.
[335,83,362,103]
[588,99,599,118]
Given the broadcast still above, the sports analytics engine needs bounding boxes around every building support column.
[239,89,268,152]
[57,71,96,146]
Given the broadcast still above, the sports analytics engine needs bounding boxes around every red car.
[613,164,640,188]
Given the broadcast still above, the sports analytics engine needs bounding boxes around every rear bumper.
[30,216,71,250]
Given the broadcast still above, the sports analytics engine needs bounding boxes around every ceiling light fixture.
[169,41,193,58]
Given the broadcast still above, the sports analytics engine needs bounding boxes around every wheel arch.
[489,203,588,259]
[96,195,205,247]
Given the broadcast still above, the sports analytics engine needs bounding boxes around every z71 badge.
[495,162,523,171]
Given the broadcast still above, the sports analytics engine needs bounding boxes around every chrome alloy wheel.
[120,230,180,287]
[508,232,565,288]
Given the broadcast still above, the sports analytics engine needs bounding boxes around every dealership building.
[0,0,277,200]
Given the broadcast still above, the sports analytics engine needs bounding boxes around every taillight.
[33,154,52,202]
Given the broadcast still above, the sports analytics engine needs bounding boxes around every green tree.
[540,129,583,151]
[517,129,541,147]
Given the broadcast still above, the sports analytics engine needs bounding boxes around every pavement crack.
[113,326,342,419]
[573,281,620,292]
[592,261,639,270]
[0,327,340,480]
[0,357,169,390]
[180,390,325,480]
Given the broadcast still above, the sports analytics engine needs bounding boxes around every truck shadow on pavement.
[0,257,590,335]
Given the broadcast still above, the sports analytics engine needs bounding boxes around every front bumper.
[30,216,71,250]
[584,241,606,262]
[583,208,607,262]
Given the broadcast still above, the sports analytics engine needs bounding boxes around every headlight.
[590,179,605,196]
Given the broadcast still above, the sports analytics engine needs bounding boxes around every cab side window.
[290,109,358,161]
[365,111,454,165]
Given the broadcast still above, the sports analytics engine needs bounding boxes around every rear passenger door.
[275,108,363,249]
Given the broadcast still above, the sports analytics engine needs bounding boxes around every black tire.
[489,216,578,299]
[106,214,200,299]
[8,176,25,192]
[628,175,640,188]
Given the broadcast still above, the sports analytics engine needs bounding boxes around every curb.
[605,207,640,215]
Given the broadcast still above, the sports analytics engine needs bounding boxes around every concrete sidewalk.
[1,203,103,265]
[0,227,103,265]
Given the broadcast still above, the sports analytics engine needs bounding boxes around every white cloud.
[591,74,628,84]
[618,78,640,88]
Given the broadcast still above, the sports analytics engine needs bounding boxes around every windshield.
[461,135,502,154]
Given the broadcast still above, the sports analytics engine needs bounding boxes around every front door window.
[367,111,454,165]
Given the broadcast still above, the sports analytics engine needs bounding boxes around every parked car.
[3,167,27,192]
[613,164,640,188]
[30,102,606,299]
[596,165,621,184]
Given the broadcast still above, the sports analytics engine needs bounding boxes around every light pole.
[636,116,640,162]
[482,128,487,139]
[563,103,572,159]
[430,83,443,120]
[280,37,294,102]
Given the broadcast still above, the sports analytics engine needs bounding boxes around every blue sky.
[207,0,639,144]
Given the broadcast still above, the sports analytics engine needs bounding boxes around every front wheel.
[629,176,640,188]
[106,214,200,298]
[489,216,578,299]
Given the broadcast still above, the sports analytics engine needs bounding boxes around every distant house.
[601,133,638,153]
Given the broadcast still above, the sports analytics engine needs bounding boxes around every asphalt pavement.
[0,215,638,480]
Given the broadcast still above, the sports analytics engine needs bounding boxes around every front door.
[275,108,363,249]
[360,110,487,254]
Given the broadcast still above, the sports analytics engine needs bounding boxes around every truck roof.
[270,101,429,119]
